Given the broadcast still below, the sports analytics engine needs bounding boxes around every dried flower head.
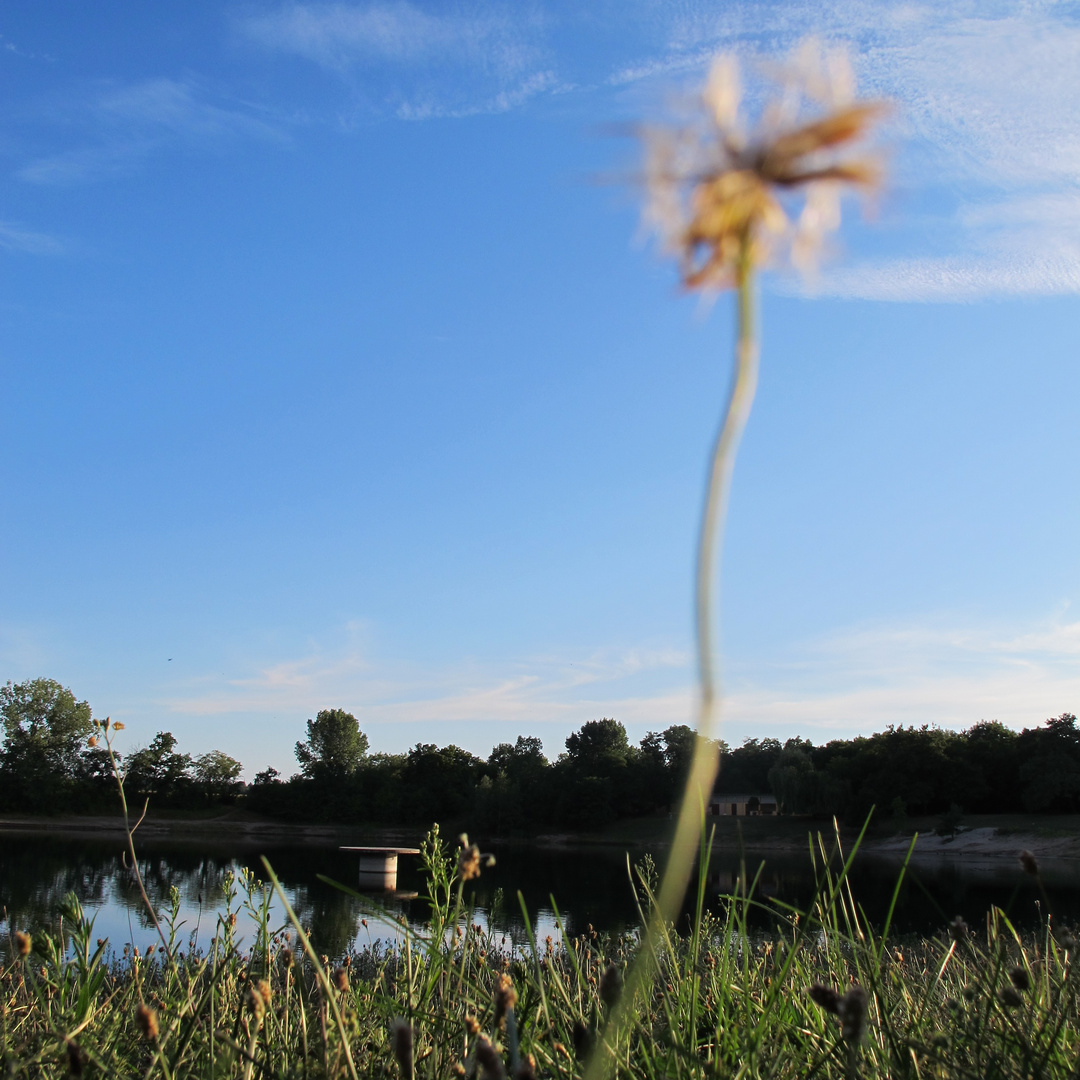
[948,916,970,943]
[112,722,125,731]
[1020,850,1040,876]
[249,980,272,1022]
[333,967,350,993]
[475,1035,506,1080]
[599,962,623,1008]
[458,835,482,881]
[66,1038,88,1078]
[134,1003,159,1041]
[279,947,294,968]
[15,931,31,957]
[87,735,98,748]
[572,1019,594,1059]
[644,39,886,290]
[514,1054,538,1080]
[493,973,517,1027]
[837,986,868,1044]
[390,1017,414,1080]
[808,984,841,1014]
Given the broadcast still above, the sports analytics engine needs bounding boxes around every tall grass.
[4,817,1079,1079]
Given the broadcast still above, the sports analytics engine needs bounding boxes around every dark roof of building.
[710,793,777,802]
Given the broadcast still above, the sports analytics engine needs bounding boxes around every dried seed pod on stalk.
[590,42,888,1080]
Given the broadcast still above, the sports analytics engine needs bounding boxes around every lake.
[3,831,1080,958]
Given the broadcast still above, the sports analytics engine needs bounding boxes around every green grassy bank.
[3,824,1079,1079]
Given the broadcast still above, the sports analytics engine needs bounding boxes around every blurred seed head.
[572,1019,594,1059]
[1020,850,1040,876]
[837,986,868,1044]
[514,1054,538,1080]
[808,984,841,1014]
[333,967,350,993]
[475,1034,506,1080]
[999,985,1023,1009]
[390,1017,414,1080]
[249,980,272,1022]
[135,1003,159,1042]
[642,38,887,291]
[1010,966,1031,992]
[493,973,517,1028]
[599,961,623,1008]
[66,1038,88,1078]
[15,931,31,957]
[948,916,970,943]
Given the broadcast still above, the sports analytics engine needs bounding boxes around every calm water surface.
[3,833,1080,958]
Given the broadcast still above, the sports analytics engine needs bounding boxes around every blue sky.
[3,1,1080,775]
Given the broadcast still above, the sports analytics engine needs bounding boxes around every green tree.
[564,718,630,776]
[193,750,244,801]
[0,678,95,812]
[294,709,369,780]
[125,732,193,801]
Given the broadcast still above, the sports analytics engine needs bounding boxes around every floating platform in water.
[340,846,421,891]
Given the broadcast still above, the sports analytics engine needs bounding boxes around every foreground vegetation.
[4,819,1079,1080]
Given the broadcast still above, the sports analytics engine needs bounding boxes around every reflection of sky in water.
[6,835,1080,958]
[0,838,583,959]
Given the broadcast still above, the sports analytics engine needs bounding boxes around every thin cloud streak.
[18,78,286,185]
[0,221,64,255]
[159,613,1080,752]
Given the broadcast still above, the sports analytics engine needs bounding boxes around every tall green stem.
[585,240,758,1080]
[657,238,759,925]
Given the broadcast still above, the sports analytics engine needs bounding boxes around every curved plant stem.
[657,236,759,926]
[585,237,759,1080]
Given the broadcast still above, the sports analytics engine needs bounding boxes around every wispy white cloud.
[237,1,565,119]
[0,220,63,255]
[18,78,286,185]
[153,608,1080,768]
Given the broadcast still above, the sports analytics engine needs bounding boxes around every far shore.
[4,811,1080,866]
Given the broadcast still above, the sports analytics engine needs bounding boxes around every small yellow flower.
[112,722,125,731]
[644,40,887,290]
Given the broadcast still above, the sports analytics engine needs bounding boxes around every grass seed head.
[135,1003,159,1042]
[333,967,350,993]
[475,1035,506,1080]
[1020,850,1040,876]
[493,973,517,1027]
[838,986,868,1044]
[249,980,272,1022]
[808,984,841,1014]
[514,1053,537,1080]
[999,985,1023,1009]
[1010,966,1031,992]
[948,916,970,943]
[15,931,31,957]
[599,961,623,1008]
[66,1038,88,1077]
[390,1017,414,1080]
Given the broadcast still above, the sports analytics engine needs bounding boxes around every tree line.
[4,676,1080,829]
